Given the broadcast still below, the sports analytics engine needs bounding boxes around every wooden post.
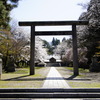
[30,25,35,75]
[72,24,79,75]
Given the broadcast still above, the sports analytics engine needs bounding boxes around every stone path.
[42,67,70,88]
[42,67,81,100]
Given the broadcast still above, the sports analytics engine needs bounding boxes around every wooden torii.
[19,21,88,75]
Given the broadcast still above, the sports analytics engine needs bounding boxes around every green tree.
[0,28,28,72]
[43,40,53,55]
[0,0,19,29]
[56,38,60,45]
[43,40,50,48]
[52,37,56,46]
[52,37,60,46]
[0,0,20,72]
[62,37,66,42]
[0,1,7,28]
[0,29,15,72]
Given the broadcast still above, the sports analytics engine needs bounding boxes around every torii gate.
[19,21,88,75]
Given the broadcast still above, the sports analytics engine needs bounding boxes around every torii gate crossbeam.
[19,21,88,75]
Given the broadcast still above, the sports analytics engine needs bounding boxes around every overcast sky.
[10,0,90,42]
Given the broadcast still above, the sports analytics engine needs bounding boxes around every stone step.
[0,92,100,98]
[0,88,100,98]
[0,88,100,93]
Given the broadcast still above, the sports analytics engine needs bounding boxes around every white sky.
[11,0,90,42]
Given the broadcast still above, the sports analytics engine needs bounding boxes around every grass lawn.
[69,81,100,88]
[0,67,50,88]
[56,67,100,88]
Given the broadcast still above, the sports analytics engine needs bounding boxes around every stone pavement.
[41,67,99,100]
[42,67,70,88]
[41,67,80,100]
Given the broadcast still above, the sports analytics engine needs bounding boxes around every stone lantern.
[89,54,100,72]
[0,53,3,79]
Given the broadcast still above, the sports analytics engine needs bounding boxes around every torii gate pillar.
[72,24,78,75]
[30,25,35,75]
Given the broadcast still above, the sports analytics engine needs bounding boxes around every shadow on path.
[3,75,46,81]
[45,75,91,81]
[64,75,91,81]
[66,75,77,80]
[3,75,91,81]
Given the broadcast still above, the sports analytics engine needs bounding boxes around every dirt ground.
[0,67,51,88]
[56,67,100,88]
[81,71,100,82]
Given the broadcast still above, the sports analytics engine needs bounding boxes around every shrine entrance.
[19,21,88,75]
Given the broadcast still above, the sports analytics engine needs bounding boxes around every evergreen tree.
[0,0,19,29]
[52,37,56,46]
[52,37,60,46]
[43,40,53,55]
[56,38,60,45]
[0,0,21,72]
[62,37,66,42]
[43,40,50,48]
